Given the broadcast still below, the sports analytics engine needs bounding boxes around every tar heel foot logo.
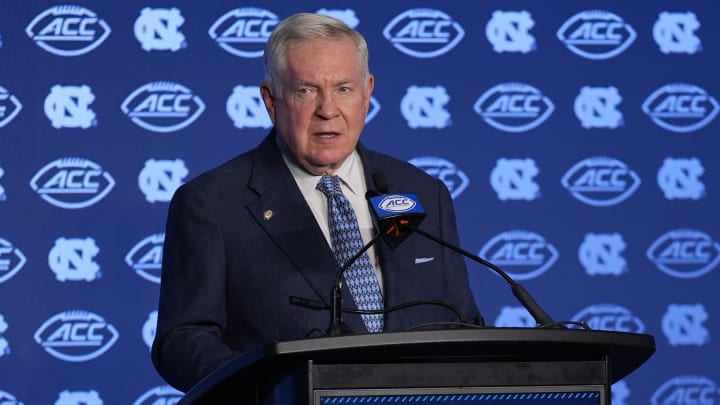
[408,156,469,199]
[30,158,115,209]
[579,233,627,276]
[133,385,184,405]
[45,85,96,129]
[561,157,641,207]
[474,82,554,132]
[647,229,720,279]
[401,85,451,129]
[572,304,645,332]
[0,86,23,128]
[26,5,111,56]
[494,306,535,327]
[126,233,164,283]
[651,375,720,405]
[317,8,360,29]
[557,10,636,60]
[663,303,709,347]
[383,8,464,58]
[654,12,701,55]
[574,86,623,129]
[0,237,28,284]
[138,159,188,203]
[0,313,10,357]
[209,7,278,58]
[490,158,540,201]
[226,85,272,129]
[486,10,536,54]
[55,390,103,405]
[134,8,186,52]
[658,157,705,200]
[34,310,119,362]
[0,390,25,405]
[142,310,157,350]
[48,237,101,282]
[122,82,205,133]
[478,230,558,281]
[642,83,719,133]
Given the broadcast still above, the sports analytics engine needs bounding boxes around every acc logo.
[383,8,464,58]
[490,158,540,201]
[653,12,701,55]
[48,237,100,282]
[0,165,5,201]
[317,8,360,29]
[557,10,636,60]
[133,385,184,405]
[574,86,623,129]
[55,390,103,405]
[379,195,417,213]
[479,230,558,281]
[45,84,96,129]
[0,390,24,404]
[26,5,111,56]
[401,85,451,129]
[0,313,10,357]
[647,229,720,279]
[572,304,645,332]
[126,233,164,284]
[0,86,22,128]
[486,10,536,54]
[651,376,720,405]
[366,96,381,124]
[209,7,278,58]
[34,310,119,362]
[494,306,535,328]
[579,233,627,276]
[408,156,469,199]
[0,237,27,284]
[122,82,206,133]
[30,158,115,209]
[226,85,272,129]
[642,83,719,133]
[138,159,188,203]
[663,303,709,347]
[474,82,554,132]
[658,157,705,200]
[142,310,157,350]
[134,7,186,52]
[561,157,641,207]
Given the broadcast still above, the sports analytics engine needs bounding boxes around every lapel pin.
[263,210,273,220]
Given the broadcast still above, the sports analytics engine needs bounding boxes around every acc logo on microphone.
[561,157,640,207]
[653,12,701,55]
[647,229,720,279]
[383,8,465,58]
[121,81,206,133]
[651,376,720,405]
[0,86,22,128]
[408,156,469,199]
[34,310,119,362]
[30,158,115,209]
[572,304,645,333]
[125,233,164,284]
[378,195,418,213]
[209,7,278,58]
[134,7,186,52]
[642,83,719,133]
[557,10,636,60]
[479,230,558,281]
[26,5,111,57]
[134,385,184,405]
[474,82,554,132]
[0,237,27,284]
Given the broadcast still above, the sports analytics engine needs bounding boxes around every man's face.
[261,37,374,175]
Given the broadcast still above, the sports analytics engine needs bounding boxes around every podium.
[178,328,655,405]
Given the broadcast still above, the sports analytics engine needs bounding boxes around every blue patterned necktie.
[317,174,384,333]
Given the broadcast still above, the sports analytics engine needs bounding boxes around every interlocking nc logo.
[227,85,272,129]
[125,233,164,284]
[121,81,205,133]
[561,157,641,207]
[0,86,22,128]
[138,159,188,203]
[134,385,184,405]
[642,83,719,133]
[0,390,23,404]
[383,8,465,58]
[612,381,630,405]
[30,158,115,209]
[478,230,558,281]
[408,156,469,200]
[0,238,26,284]
[209,7,278,58]
[474,82,554,132]
[663,304,709,347]
[494,306,535,328]
[654,12,701,54]
[55,390,103,405]
[48,237,101,282]
[26,5,111,56]
[490,158,540,201]
[557,10,636,60]
[647,229,720,279]
[574,86,623,129]
[0,313,10,357]
[401,85,451,129]
[44,85,96,129]
[572,304,645,332]
[651,376,720,405]
[134,7,186,52]
[143,310,157,349]
[486,10,536,53]
[34,310,119,362]
[317,8,360,29]
[579,233,627,276]
[657,157,705,200]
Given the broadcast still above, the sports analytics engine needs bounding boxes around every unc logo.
[651,376,719,405]
[209,7,278,58]
[25,5,111,56]
[44,85,96,129]
[663,304,709,347]
[48,237,101,282]
[134,7,186,52]
[378,195,416,213]
[408,156,469,199]
[494,306,536,327]
[142,310,158,350]
[133,385,184,405]
[657,157,705,200]
[479,230,558,281]
[55,390,103,405]
[125,233,164,284]
[0,165,6,202]
[122,81,206,133]
[474,82,554,132]
[490,158,540,201]
[561,157,641,207]
[653,12,701,55]
[647,229,720,279]
[572,304,645,332]
[0,86,22,128]
[29,158,115,209]
[317,9,360,29]
[574,86,623,129]
[486,10,536,53]
[642,83,719,133]
[34,310,119,362]
[383,8,465,58]
[138,159,188,203]
[401,85,451,129]
[557,10,636,60]
[579,233,627,276]
[0,390,24,405]
[226,85,272,129]
[0,314,10,357]
[612,381,630,405]
[0,237,27,284]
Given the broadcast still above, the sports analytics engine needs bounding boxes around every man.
[152,13,479,393]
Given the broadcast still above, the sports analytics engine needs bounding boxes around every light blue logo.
[401,85,451,129]
[0,314,10,358]
[408,156,469,200]
[663,304,709,347]
[44,85,96,129]
[142,310,157,350]
[138,159,188,203]
[209,7,278,58]
[494,306,535,327]
[55,390,103,405]
[0,86,22,128]
[642,83,719,133]
[316,9,359,29]
[125,233,164,284]
[0,390,24,405]
[134,8,186,52]
[30,158,115,209]
[26,5,111,57]
[579,233,627,276]
[226,85,272,129]
[133,385,183,405]
[0,238,26,284]
[48,237,101,282]
[486,10,536,53]
[657,157,705,200]
[572,304,644,333]
[479,230,558,281]
[574,86,623,129]
[121,82,206,133]
[653,12,701,54]
[34,310,119,362]
[557,10,636,60]
[561,157,641,207]
[383,8,464,58]
[474,82,554,132]
[647,229,720,279]
[651,376,719,405]
[490,158,540,201]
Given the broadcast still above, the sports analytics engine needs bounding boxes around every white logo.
[653,12,701,54]
[34,310,119,362]
[134,8,186,52]
[663,304,709,347]
[400,85,451,129]
[0,390,24,405]
[26,5,111,56]
[0,165,6,202]
[125,233,164,284]
[0,314,10,357]
[383,8,465,58]
[474,82,554,132]
[642,83,719,133]
[479,230,559,281]
[651,376,720,405]
[0,86,22,128]
[366,96,381,124]
[486,10,536,53]
[0,237,27,284]
[132,385,183,405]
[226,85,272,129]
[557,10,636,60]
[490,158,540,201]
[208,7,278,58]
[30,158,115,209]
[121,82,206,133]
[44,85,96,129]
[378,195,417,213]
[408,156,469,199]
[48,237,101,282]
[657,157,705,200]
[574,86,623,129]
[612,381,630,405]
[494,306,535,328]
[316,9,359,29]
[142,310,157,350]
[55,390,103,405]
[138,159,188,203]
[573,304,645,332]
[647,229,720,279]
[561,157,641,207]
[579,233,627,276]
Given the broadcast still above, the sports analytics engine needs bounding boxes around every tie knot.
[317,175,343,197]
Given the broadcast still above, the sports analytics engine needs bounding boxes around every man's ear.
[260,82,276,124]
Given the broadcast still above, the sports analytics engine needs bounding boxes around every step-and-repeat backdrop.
[0,1,717,403]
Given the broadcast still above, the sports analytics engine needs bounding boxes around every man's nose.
[315,91,341,119]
